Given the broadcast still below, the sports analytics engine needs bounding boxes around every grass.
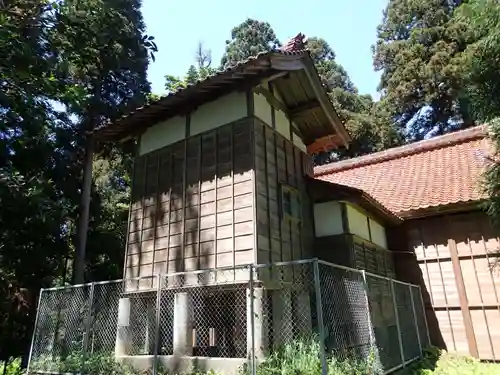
[27,343,500,375]
[397,347,500,375]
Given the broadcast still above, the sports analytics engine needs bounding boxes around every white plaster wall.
[346,204,370,241]
[139,92,247,156]
[254,92,273,126]
[369,218,387,249]
[275,107,290,140]
[139,115,186,155]
[190,92,247,136]
[292,126,307,153]
[313,201,344,237]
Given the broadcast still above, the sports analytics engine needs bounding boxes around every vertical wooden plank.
[197,135,202,270]
[123,143,139,279]
[247,90,257,264]
[449,238,479,358]
[269,82,276,130]
[478,220,500,360]
[138,155,148,278]
[213,130,218,268]
[263,125,271,264]
[467,237,495,359]
[165,150,172,274]
[230,123,235,272]
[273,132,282,262]
[152,152,161,284]
[180,118,189,272]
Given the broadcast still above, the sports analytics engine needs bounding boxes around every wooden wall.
[253,118,314,266]
[314,234,396,278]
[125,118,255,283]
[394,211,500,360]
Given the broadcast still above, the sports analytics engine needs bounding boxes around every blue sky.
[142,0,387,99]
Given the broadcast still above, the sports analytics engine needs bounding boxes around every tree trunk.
[73,133,94,285]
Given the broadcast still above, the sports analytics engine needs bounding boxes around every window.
[280,184,301,223]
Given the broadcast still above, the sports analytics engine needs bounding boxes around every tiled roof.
[315,126,491,216]
[94,48,310,142]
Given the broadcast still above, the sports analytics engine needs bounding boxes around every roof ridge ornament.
[280,33,307,52]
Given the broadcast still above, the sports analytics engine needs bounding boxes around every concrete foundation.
[115,298,131,356]
[247,287,268,359]
[272,289,293,348]
[173,292,193,356]
[119,355,246,375]
[294,290,312,336]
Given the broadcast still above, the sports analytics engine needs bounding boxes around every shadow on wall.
[125,121,253,370]
[392,251,446,350]
[127,121,252,280]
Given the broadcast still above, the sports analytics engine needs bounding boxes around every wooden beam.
[289,100,321,117]
[306,134,343,154]
[449,238,479,358]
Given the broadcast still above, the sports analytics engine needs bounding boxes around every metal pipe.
[82,282,95,373]
[409,285,422,356]
[418,285,431,346]
[152,275,162,375]
[313,259,327,375]
[391,279,406,367]
[249,265,256,375]
[361,271,375,347]
[26,290,44,374]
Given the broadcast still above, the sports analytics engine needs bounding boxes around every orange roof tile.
[314,126,491,216]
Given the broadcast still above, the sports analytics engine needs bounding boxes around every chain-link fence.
[27,259,429,375]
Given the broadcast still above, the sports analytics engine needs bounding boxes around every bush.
[29,338,381,375]
[0,358,23,375]
[250,336,380,375]
[30,352,138,375]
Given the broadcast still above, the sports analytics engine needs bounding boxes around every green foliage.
[220,19,281,68]
[165,42,216,93]
[0,0,154,361]
[0,358,22,375]
[482,119,500,245]
[373,0,471,141]
[397,347,500,374]
[30,352,138,375]
[452,0,500,122]
[307,37,401,163]
[241,337,380,375]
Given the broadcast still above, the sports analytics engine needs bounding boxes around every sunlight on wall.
[139,115,186,155]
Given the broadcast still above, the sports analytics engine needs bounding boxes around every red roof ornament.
[281,33,307,52]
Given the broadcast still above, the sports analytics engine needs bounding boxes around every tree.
[165,41,216,93]
[220,19,280,68]
[373,0,471,141]
[307,37,400,163]
[0,0,77,360]
[453,0,500,121]
[52,0,156,283]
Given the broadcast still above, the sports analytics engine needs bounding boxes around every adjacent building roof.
[94,35,350,151]
[315,126,491,218]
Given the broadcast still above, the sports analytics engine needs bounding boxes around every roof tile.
[314,126,491,215]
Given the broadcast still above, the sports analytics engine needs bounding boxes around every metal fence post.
[409,285,422,356]
[82,282,95,373]
[153,275,162,375]
[360,270,375,347]
[313,259,327,375]
[390,279,405,368]
[26,289,44,374]
[418,285,431,346]
[249,265,256,375]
